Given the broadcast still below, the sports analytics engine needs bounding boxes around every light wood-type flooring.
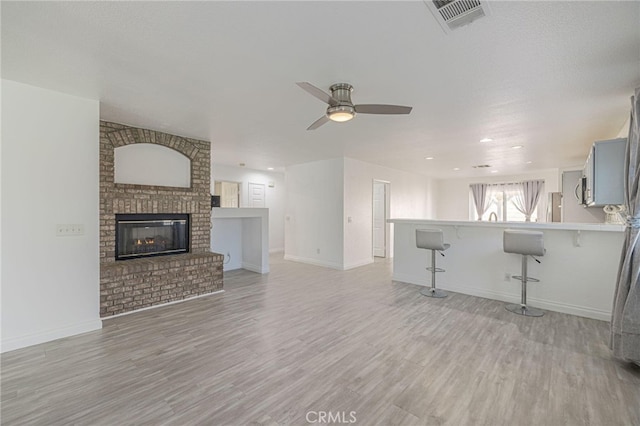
[2,255,639,425]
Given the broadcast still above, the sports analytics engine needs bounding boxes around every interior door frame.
[372,179,391,258]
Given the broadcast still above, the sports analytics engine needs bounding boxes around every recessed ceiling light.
[267,167,274,170]
[526,161,532,164]
[491,170,498,173]
[512,145,523,149]
[425,156,434,160]
[453,167,460,171]
[480,138,493,143]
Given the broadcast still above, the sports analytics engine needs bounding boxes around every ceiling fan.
[296,82,413,130]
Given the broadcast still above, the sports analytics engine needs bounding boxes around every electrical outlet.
[504,272,511,282]
[316,248,320,254]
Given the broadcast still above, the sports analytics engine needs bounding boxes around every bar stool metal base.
[505,303,544,317]
[421,287,448,298]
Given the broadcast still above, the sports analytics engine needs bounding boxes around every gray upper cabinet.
[583,138,626,207]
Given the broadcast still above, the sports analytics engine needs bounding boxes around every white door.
[221,181,239,208]
[248,182,266,208]
[373,181,387,257]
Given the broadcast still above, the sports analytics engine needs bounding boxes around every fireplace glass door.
[115,214,189,260]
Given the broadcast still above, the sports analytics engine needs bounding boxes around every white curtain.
[610,86,640,364]
[512,180,545,222]
[470,183,491,220]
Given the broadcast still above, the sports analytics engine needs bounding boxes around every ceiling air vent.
[472,164,492,168]
[425,0,492,34]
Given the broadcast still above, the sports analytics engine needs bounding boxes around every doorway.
[248,182,266,208]
[372,180,390,258]
[214,181,240,208]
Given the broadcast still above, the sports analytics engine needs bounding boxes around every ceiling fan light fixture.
[297,82,412,130]
[327,105,355,122]
[329,111,355,122]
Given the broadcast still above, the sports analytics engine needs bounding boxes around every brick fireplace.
[99,121,223,317]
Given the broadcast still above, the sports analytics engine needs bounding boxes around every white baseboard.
[242,261,269,274]
[269,247,284,254]
[1,318,103,354]
[343,258,374,270]
[284,255,373,271]
[284,254,344,270]
[392,272,611,322]
[223,262,243,272]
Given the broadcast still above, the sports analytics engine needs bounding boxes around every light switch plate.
[56,224,85,236]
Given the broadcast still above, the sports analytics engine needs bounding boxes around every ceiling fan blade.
[354,104,413,115]
[296,82,338,106]
[307,115,330,130]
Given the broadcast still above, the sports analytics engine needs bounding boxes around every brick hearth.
[99,121,223,317]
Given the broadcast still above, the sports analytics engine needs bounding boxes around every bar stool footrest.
[512,275,540,282]
[426,267,445,273]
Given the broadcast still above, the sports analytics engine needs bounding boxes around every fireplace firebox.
[115,214,189,260]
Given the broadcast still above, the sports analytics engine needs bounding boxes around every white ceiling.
[2,1,639,178]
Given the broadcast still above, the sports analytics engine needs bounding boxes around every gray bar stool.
[503,229,545,317]
[416,228,450,298]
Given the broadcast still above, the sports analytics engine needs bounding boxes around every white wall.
[343,158,436,268]
[435,169,560,221]
[211,164,285,252]
[284,158,345,269]
[1,80,102,352]
[211,218,243,271]
[617,115,631,138]
[284,157,436,270]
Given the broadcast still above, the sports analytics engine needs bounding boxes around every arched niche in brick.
[114,143,191,188]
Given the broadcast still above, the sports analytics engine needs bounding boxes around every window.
[471,182,542,222]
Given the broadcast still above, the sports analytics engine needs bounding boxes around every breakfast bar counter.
[388,219,625,320]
